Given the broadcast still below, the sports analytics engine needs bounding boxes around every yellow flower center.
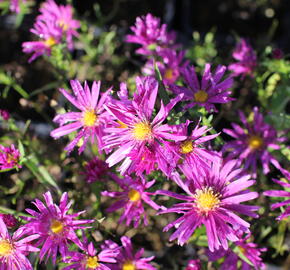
[194,90,208,103]
[180,140,194,154]
[86,256,99,268]
[122,261,136,270]
[128,189,141,202]
[44,37,56,47]
[238,246,246,254]
[58,20,68,31]
[50,220,64,234]
[83,110,97,127]
[0,240,13,257]
[194,187,220,214]
[164,68,174,80]
[117,120,128,128]
[6,153,18,164]
[248,135,263,150]
[132,121,152,141]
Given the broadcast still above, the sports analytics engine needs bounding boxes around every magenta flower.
[0,214,18,228]
[22,19,62,62]
[38,0,80,50]
[81,157,109,183]
[3,0,26,13]
[0,109,10,121]
[63,240,119,270]
[169,64,234,112]
[103,76,186,175]
[102,175,160,227]
[126,13,177,55]
[102,236,157,270]
[208,233,266,270]
[22,191,94,264]
[185,259,201,270]
[263,169,290,220]
[0,217,39,270]
[0,144,21,171]
[222,107,286,175]
[50,80,112,154]
[162,120,220,177]
[157,160,259,251]
[143,49,189,84]
[229,38,257,78]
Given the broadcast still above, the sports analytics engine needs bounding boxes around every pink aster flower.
[22,191,94,264]
[142,49,189,85]
[208,233,266,270]
[38,0,80,50]
[229,38,257,78]
[102,236,157,270]
[103,76,186,175]
[0,109,10,121]
[0,214,18,228]
[162,120,220,177]
[157,160,259,251]
[185,259,201,270]
[169,64,234,112]
[50,80,112,154]
[222,107,286,176]
[63,240,119,270]
[0,217,39,270]
[263,169,290,220]
[126,13,177,55]
[102,175,160,227]
[0,144,21,170]
[81,157,109,183]
[22,19,62,62]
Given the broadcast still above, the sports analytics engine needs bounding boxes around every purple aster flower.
[102,236,157,270]
[0,144,21,171]
[103,76,186,175]
[0,217,39,270]
[101,175,160,227]
[169,64,234,112]
[162,120,220,177]
[222,107,286,176]
[0,214,18,228]
[229,39,257,78]
[22,19,62,62]
[38,0,80,50]
[81,157,109,183]
[22,191,94,264]
[50,80,112,154]
[185,259,201,270]
[263,169,290,220]
[0,109,10,121]
[142,49,189,85]
[126,13,177,55]
[63,240,119,270]
[157,159,259,251]
[208,233,266,270]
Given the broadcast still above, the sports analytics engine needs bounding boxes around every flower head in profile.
[0,214,18,228]
[22,191,94,264]
[169,64,234,112]
[126,13,177,55]
[38,0,80,50]
[0,109,10,121]
[229,38,257,78]
[143,49,189,84]
[81,157,109,183]
[63,240,119,270]
[208,233,266,270]
[222,107,286,176]
[157,160,259,251]
[0,217,39,270]
[50,80,112,154]
[0,144,21,171]
[102,236,157,270]
[263,169,290,220]
[103,76,186,175]
[102,175,160,227]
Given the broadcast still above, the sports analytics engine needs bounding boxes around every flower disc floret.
[50,219,64,234]
[248,135,263,150]
[86,256,99,268]
[122,261,136,270]
[194,90,208,103]
[194,187,220,214]
[83,110,97,127]
[128,189,141,202]
[180,140,194,154]
[133,121,152,141]
[0,239,13,256]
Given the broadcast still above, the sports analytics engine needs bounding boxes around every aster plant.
[22,191,94,264]
[157,160,259,251]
